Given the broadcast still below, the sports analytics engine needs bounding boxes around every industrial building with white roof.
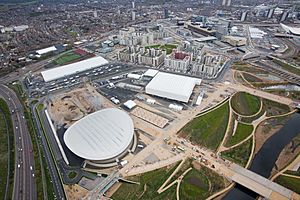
[145,72,201,103]
[64,108,136,165]
[41,56,109,82]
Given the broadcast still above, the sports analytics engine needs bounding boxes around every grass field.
[285,169,300,176]
[180,169,209,199]
[68,171,77,179]
[240,105,265,124]
[179,102,229,151]
[0,99,14,199]
[112,163,178,200]
[231,92,261,116]
[145,44,177,54]
[53,52,81,65]
[274,175,300,194]
[225,123,253,147]
[35,104,55,199]
[242,73,263,83]
[221,137,252,167]
[0,111,9,199]
[180,166,228,200]
[263,99,291,117]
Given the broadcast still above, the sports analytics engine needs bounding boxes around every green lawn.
[285,169,300,177]
[242,73,263,83]
[274,175,300,194]
[112,163,178,200]
[53,52,81,65]
[180,169,209,200]
[231,92,261,116]
[221,137,252,167]
[0,99,14,199]
[0,112,9,199]
[68,171,77,179]
[180,166,229,200]
[225,123,253,147]
[179,102,229,151]
[145,44,177,54]
[263,99,291,117]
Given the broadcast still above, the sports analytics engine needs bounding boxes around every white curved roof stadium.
[64,108,134,161]
[280,23,300,36]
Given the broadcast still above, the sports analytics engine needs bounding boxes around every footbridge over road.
[223,163,300,200]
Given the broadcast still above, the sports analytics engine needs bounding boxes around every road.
[0,84,37,200]
[32,102,66,200]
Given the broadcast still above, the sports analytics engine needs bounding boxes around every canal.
[223,113,300,200]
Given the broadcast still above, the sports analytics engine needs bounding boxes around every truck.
[120,160,128,167]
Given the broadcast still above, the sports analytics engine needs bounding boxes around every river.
[223,113,300,200]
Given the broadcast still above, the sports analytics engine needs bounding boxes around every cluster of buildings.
[118,27,169,46]
[117,46,166,67]
[0,25,29,33]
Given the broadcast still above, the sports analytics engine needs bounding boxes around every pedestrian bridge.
[227,163,300,200]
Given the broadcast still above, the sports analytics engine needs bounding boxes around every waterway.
[223,113,300,200]
[262,84,300,92]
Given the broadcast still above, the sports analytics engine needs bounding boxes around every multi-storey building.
[164,49,193,71]
[192,53,225,77]
[117,46,166,67]
[138,47,166,67]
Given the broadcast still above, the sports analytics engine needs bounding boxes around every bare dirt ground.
[46,84,111,129]
[64,184,89,200]
[106,182,122,198]
[271,134,300,177]
[254,115,292,154]
[254,123,283,154]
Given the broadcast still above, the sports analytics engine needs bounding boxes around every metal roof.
[143,69,159,77]
[41,56,109,82]
[36,46,57,55]
[145,72,201,103]
[281,23,300,36]
[64,108,134,161]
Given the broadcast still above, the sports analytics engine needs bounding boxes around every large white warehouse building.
[41,56,109,82]
[64,108,135,165]
[145,72,201,103]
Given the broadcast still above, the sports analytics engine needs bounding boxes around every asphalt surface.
[0,84,37,200]
[32,103,66,200]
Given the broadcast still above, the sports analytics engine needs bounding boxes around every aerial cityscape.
[0,0,300,199]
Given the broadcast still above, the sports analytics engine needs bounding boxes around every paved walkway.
[125,154,185,177]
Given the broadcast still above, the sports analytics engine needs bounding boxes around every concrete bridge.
[225,163,300,200]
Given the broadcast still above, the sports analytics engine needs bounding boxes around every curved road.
[0,84,37,200]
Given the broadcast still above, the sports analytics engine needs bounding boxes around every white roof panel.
[145,72,201,103]
[36,46,57,55]
[41,56,109,82]
[281,23,300,36]
[64,108,134,161]
[124,100,136,109]
[143,69,159,77]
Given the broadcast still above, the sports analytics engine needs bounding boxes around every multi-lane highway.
[0,84,37,200]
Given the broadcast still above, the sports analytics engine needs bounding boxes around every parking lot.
[26,63,146,97]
